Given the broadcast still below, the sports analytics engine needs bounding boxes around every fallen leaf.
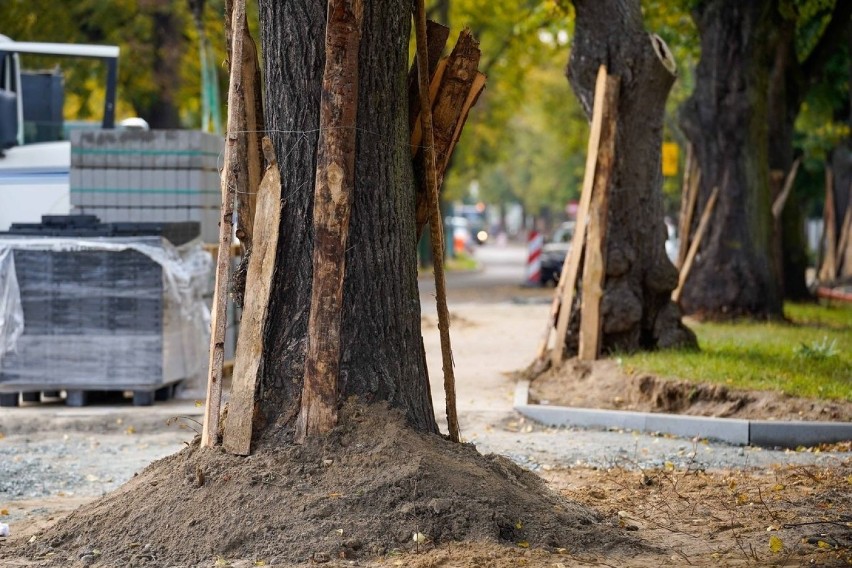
[515,520,523,529]
[771,484,785,492]
[125,426,136,435]
[769,535,783,553]
[516,541,529,548]
[817,541,831,550]
[254,561,266,566]
[0,509,8,516]
[664,461,674,471]
[195,400,203,407]
[736,493,748,505]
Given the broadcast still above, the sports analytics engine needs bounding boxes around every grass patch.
[419,252,479,275]
[620,302,852,401]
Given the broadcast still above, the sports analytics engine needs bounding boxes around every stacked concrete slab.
[70,130,223,243]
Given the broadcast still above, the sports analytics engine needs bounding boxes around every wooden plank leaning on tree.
[672,185,720,304]
[201,0,247,448]
[836,183,852,278]
[223,138,280,456]
[408,20,450,134]
[549,65,609,369]
[771,156,801,219]
[677,159,700,270]
[225,0,265,255]
[577,74,620,362]
[295,0,364,443]
[414,0,460,443]
[410,30,486,236]
[818,167,838,283]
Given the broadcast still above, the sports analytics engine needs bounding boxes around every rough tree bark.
[564,0,696,354]
[256,0,438,434]
[679,1,782,318]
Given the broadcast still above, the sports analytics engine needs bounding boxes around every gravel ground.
[1,300,849,542]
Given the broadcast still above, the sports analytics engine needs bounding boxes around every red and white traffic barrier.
[525,230,543,285]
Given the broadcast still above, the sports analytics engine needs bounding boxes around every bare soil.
[529,358,852,422]
[0,403,652,568]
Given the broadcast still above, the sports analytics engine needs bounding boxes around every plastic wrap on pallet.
[0,248,24,364]
[0,236,212,389]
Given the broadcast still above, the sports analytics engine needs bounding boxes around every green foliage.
[621,302,852,401]
[0,0,229,128]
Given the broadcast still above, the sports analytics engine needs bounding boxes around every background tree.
[679,1,783,318]
[0,0,229,128]
[562,0,697,353]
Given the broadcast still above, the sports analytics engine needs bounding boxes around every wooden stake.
[223,139,281,456]
[818,167,838,283]
[836,183,852,277]
[550,66,609,369]
[578,74,619,361]
[672,185,720,304]
[771,156,801,219]
[415,0,460,443]
[295,0,364,443]
[201,0,247,448]
[677,166,701,270]
[225,0,265,252]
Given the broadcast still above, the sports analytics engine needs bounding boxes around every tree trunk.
[565,0,696,354]
[138,4,185,128]
[679,1,782,318]
[257,0,438,434]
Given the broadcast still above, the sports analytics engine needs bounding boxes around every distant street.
[418,242,552,308]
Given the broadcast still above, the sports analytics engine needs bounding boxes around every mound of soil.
[529,359,852,422]
[4,404,650,567]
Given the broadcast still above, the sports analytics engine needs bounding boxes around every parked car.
[540,221,575,286]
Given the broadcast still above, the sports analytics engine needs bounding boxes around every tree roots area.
[1,403,850,567]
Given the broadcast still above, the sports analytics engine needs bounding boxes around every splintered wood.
[295,0,364,443]
[223,139,280,456]
[202,0,248,448]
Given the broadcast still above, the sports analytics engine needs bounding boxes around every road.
[418,242,551,308]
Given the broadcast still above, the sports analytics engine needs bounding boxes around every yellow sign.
[662,142,679,177]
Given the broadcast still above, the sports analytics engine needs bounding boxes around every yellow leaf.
[728,480,737,490]
[254,561,266,566]
[0,509,8,516]
[817,541,831,549]
[772,484,785,492]
[515,520,523,529]
[664,461,674,471]
[846,475,852,485]
[769,535,783,553]
[736,493,748,505]
[125,426,136,435]
[195,400,203,407]
[516,541,529,548]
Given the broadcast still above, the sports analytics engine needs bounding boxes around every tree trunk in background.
[136,3,185,128]
[679,1,782,319]
[766,3,852,299]
[256,0,438,434]
[566,0,696,353]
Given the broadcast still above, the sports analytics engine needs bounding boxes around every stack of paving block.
[0,216,209,406]
[70,130,223,243]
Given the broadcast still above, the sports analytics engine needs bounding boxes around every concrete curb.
[513,381,852,448]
